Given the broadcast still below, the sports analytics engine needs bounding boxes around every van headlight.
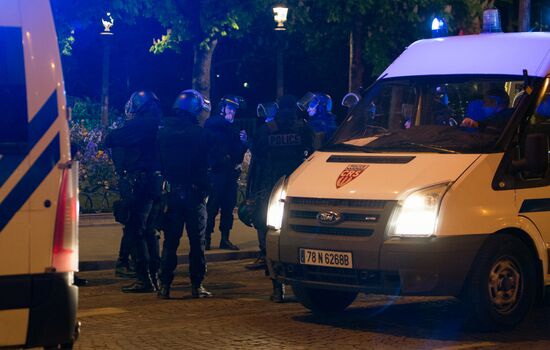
[267,177,287,230]
[390,183,450,237]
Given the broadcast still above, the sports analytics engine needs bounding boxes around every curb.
[79,213,118,227]
[79,250,258,271]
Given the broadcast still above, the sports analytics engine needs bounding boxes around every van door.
[515,88,550,253]
[0,14,31,277]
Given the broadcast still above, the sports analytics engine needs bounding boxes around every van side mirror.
[512,133,549,175]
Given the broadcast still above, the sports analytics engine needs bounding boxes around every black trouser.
[144,196,163,275]
[159,189,207,287]
[117,176,135,265]
[118,226,134,265]
[119,173,162,283]
[118,219,159,276]
[205,171,238,242]
[252,192,269,257]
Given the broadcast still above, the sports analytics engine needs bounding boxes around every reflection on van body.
[0,0,79,348]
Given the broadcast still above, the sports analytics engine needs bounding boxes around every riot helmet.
[297,92,332,117]
[172,89,211,118]
[237,201,254,227]
[341,92,360,109]
[275,94,298,127]
[218,95,245,123]
[124,90,161,120]
[257,102,279,123]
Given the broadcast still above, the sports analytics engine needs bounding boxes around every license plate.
[299,248,353,269]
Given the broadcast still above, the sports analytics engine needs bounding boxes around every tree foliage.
[289,0,487,78]
[52,0,271,98]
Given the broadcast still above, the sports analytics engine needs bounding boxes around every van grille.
[290,224,374,237]
[290,197,386,208]
[290,210,379,223]
[285,197,396,238]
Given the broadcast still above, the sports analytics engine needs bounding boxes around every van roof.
[380,32,550,79]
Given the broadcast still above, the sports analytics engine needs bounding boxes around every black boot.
[270,280,285,303]
[219,238,239,250]
[245,255,266,270]
[219,231,239,250]
[115,260,136,278]
[157,284,171,299]
[74,275,88,287]
[191,284,212,298]
[205,235,211,251]
[121,279,155,293]
[150,272,159,291]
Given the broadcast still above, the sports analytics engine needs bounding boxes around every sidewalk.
[79,213,259,271]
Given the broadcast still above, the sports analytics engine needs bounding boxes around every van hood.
[287,152,481,200]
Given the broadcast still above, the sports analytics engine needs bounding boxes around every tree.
[289,0,483,91]
[52,0,270,101]
[518,0,531,31]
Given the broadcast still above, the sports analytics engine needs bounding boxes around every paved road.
[72,260,550,350]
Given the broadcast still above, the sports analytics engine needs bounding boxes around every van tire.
[462,234,536,331]
[291,284,357,314]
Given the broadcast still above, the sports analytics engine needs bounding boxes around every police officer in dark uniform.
[204,95,248,251]
[297,92,337,149]
[157,89,213,299]
[105,90,163,293]
[245,95,314,302]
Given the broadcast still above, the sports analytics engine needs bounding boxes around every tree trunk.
[349,20,365,92]
[192,39,217,102]
[518,0,531,32]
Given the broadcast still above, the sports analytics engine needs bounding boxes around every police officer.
[157,89,213,299]
[245,95,314,302]
[256,101,279,123]
[297,92,337,149]
[204,95,248,250]
[105,90,163,293]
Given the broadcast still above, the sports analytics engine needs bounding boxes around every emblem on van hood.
[336,164,368,188]
[317,211,342,225]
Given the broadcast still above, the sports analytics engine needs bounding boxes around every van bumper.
[268,234,488,296]
[26,272,78,348]
[0,272,78,348]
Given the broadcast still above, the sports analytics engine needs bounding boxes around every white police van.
[266,30,550,330]
[0,0,79,348]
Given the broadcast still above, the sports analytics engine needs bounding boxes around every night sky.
[60,15,352,122]
[57,1,549,122]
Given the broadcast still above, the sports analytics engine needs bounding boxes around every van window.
[329,75,538,154]
[0,27,28,150]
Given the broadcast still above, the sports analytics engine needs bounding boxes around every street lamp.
[273,6,288,31]
[273,5,288,97]
[100,12,114,127]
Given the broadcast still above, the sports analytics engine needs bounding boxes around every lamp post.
[100,12,114,127]
[273,5,288,98]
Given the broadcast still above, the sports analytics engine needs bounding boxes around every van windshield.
[329,75,533,154]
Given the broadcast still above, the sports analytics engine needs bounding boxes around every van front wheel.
[463,234,536,331]
[292,284,357,314]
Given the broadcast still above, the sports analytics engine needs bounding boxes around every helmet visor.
[296,92,316,112]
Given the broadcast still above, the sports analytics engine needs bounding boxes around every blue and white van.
[0,0,79,348]
[267,31,550,330]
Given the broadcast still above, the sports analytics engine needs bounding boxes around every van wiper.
[397,141,458,154]
[365,124,390,135]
